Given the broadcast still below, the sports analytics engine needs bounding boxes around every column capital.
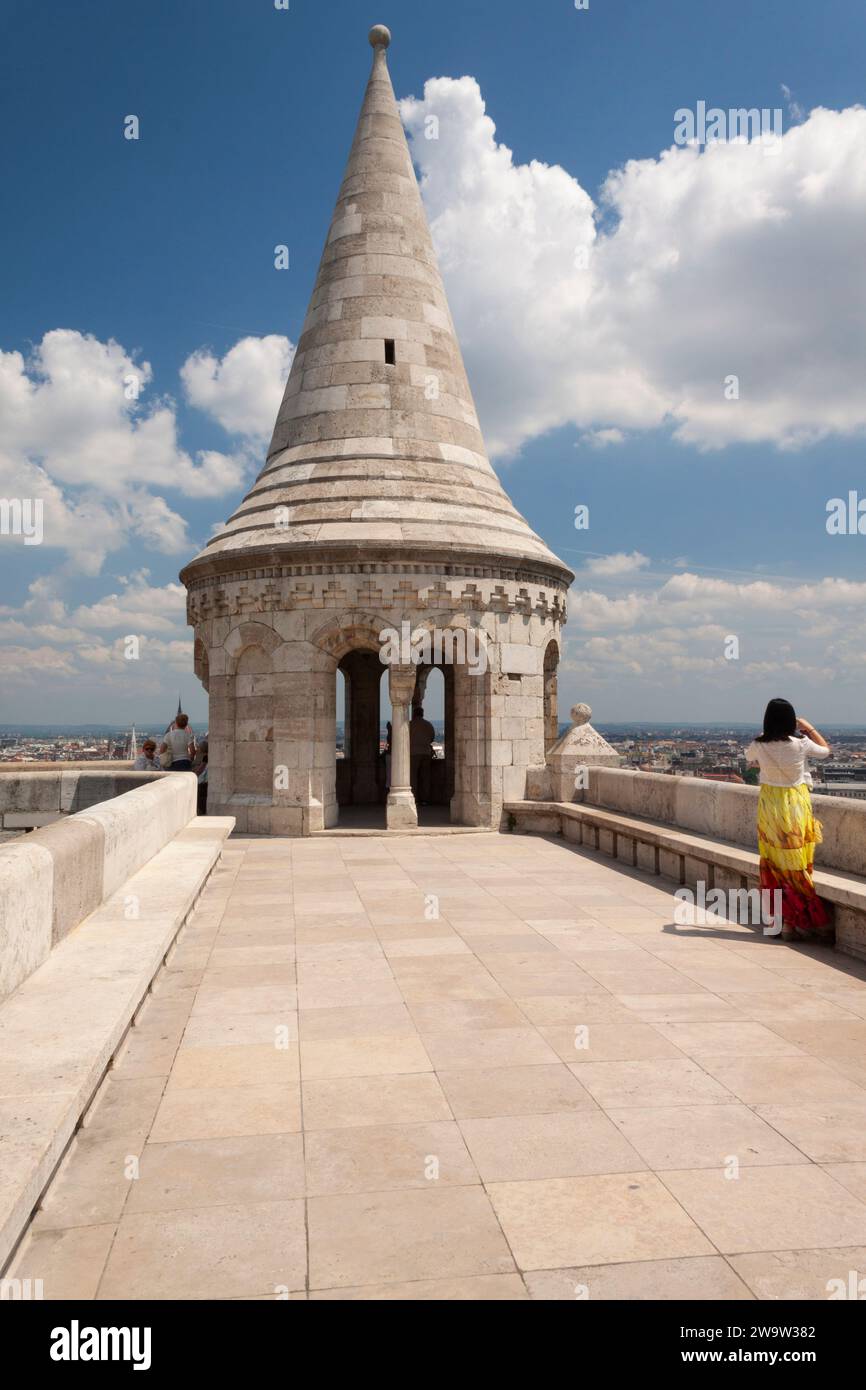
[388,663,417,705]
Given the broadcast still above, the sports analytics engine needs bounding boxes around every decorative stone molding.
[186,569,567,628]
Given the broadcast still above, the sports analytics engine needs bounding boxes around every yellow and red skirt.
[757,783,832,936]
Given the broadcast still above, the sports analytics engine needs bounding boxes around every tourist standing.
[745,698,832,942]
[409,704,435,805]
[160,712,195,772]
[193,739,208,815]
[382,721,392,799]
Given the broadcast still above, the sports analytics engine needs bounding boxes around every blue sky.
[2,0,865,727]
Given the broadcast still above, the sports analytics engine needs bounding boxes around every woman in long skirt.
[745,698,833,942]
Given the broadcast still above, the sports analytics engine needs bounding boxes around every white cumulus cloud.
[181,335,293,439]
[401,81,866,457]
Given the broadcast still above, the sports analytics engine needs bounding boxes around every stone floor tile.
[300,1033,432,1080]
[81,1077,166,1139]
[150,1085,301,1142]
[525,1256,752,1300]
[437,1064,596,1120]
[542,1022,684,1064]
[460,1110,644,1182]
[297,977,404,1010]
[760,1019,866,1059]
[572,1058,733,1109]
[660,1164,866,1252]
[307,1186,514,1288]
[305,1120,477,1195]
[33,1132,144,1231]
[653,1021,804,1058]
[181,1011,298,1049]
[697,1055,866,1105]
[821,1163,866,1203]
[98,1200,306,1299]
[419,1026,559,1071]
[407,999,529,1032]
[615,993,746,1021]
[608,1103,805,1170]
[487,1172,713,1270]
[298,1004,416,1041]
[753,1100,866,1162]
[126,1133,305,1213]
[728,1246,866,1299]
[191,982,298,1016]
[167,1042,299,1089]
[6,1223,117,1300]
[302,1073,453,1130]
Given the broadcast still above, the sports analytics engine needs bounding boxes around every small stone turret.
[528,703,622,802]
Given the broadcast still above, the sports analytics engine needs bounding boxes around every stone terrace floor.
[10,831,866,1300]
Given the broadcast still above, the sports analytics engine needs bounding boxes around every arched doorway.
[543,639,560,753]
[336,648,384,820]
[330,649,459,828]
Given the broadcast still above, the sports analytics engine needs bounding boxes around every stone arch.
[309,611,393,663]
[543,637,561,753]
[225,620,281,674]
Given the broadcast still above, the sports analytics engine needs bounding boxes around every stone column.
[387,664,417,829]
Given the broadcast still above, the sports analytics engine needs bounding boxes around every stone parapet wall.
[0,774,197,999]
[0,761,134,773]
[0,769,160,830]
[583,767,866,877]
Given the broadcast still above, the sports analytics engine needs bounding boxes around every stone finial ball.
[369,24,391,48]
[571,703,592,726]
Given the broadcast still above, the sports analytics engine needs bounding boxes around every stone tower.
[180,24,573,834]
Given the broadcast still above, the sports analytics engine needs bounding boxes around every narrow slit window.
[384,338,396,365]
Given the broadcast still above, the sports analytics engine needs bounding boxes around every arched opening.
[336,648,384,823]
[329,649,460,829]
[543,640,560,753]
[411,665,449,815]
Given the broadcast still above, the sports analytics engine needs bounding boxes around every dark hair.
[756,697,799,743]
[176,713,189,728]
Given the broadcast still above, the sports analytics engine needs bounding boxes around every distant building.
[815,783,866,800]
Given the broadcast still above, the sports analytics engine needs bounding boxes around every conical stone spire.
[183,24,572,585]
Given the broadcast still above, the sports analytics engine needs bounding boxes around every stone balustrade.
[0,767,151,833]
[0,772,198,997]
[582,767,866,875]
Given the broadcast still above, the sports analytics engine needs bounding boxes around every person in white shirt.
[160,712,195,772]
[745,698,832,942]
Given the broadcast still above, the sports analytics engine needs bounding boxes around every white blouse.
[166,727,194,760]
[745,735,829,788]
